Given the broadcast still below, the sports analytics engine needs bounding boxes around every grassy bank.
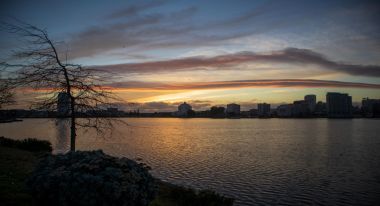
[0,138,233,206]
[0,146,37,205]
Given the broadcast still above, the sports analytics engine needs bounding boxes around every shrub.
[27,150,156,206]
[0,136,52,152]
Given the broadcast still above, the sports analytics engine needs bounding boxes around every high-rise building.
[226,103,240,116]
[326,92,352,118]
[292,100,310,117]
[258,103,271,117]
[304,94,316,113]
[57,92,71,116]
[362,98,380,117]
[277,104,292,117]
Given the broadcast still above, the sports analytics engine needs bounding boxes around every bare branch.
[1,21,125,151]
[0,75,14,108]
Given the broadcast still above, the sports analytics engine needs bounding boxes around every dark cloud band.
[93,48,380,77]
[106,79,380,90]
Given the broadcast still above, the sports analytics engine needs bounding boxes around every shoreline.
[0,119,23,123]
[2,116,379,120]
[0,137,234,206]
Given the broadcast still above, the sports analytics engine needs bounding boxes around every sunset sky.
[1,0,380,111]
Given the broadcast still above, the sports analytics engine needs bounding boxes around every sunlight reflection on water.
[55,119,70,154]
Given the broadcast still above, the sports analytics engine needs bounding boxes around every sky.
[1,0,380,111]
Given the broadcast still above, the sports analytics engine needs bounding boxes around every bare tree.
[1,21,123,151]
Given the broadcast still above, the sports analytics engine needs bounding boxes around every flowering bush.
[27,150,156,206]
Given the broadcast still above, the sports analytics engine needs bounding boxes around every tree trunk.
[70,97,76,151]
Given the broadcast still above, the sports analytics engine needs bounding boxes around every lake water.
[1,118,380,205]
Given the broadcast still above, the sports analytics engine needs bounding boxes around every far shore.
[0,118,23,123]
[1,116,379,121]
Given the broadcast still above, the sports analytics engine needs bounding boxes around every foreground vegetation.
[0,137,52,153]
[151,181,233,206]
[0,137,233,206]
[0,146,37,205]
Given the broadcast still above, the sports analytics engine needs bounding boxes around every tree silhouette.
[0,71,13,108]
[1,21,122,151]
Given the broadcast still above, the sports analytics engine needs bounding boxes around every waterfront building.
[361,98,380,117]
[249,108,258,117]
[210,106,225,118]
[314,101,327,116]
[107,107,118,113]
[277,104,293,117]
[177,102,192,117]
[304,94,316,113]
[57,92,71,116]
[106,107,123,116]
[258,103,271,117]
[326,92,352,118]
[292,100,310,117]
[226,103,240,117]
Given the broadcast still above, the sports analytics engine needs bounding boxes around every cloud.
[63,1,296,60]
[66,3,247,58]
[93,48,380,77]
[59,0,380,63]
[3,0,379,64]
[210,0,278,28]
[106,79,380,91]
[65,4,199,59]
[105,1,166,19]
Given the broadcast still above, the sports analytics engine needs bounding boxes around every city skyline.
[1,0,380,110]
[1,91,376,113]
[3,91,379,119]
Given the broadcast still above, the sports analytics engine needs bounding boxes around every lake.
[1,118,380,205]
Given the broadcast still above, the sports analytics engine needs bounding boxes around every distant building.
[226,103,240,117]
[326,92,352,118]
[240,111,251,118]
[362,98,380,117]
[374,103,380,118]
[177,102,192,117]
[292,100,310,117]
[304,94,316,113]
[249,108,258,117]
[106,107,122,116]
[210,106,225,118]
[107,107,118,112]
[258,103,271,117]
[314,101,327,116]
[57,92,71,116]
[277,104,293,117]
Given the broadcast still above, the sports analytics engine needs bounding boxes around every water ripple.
[1,118,380,206]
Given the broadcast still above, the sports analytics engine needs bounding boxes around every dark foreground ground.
[0,143,233,206]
